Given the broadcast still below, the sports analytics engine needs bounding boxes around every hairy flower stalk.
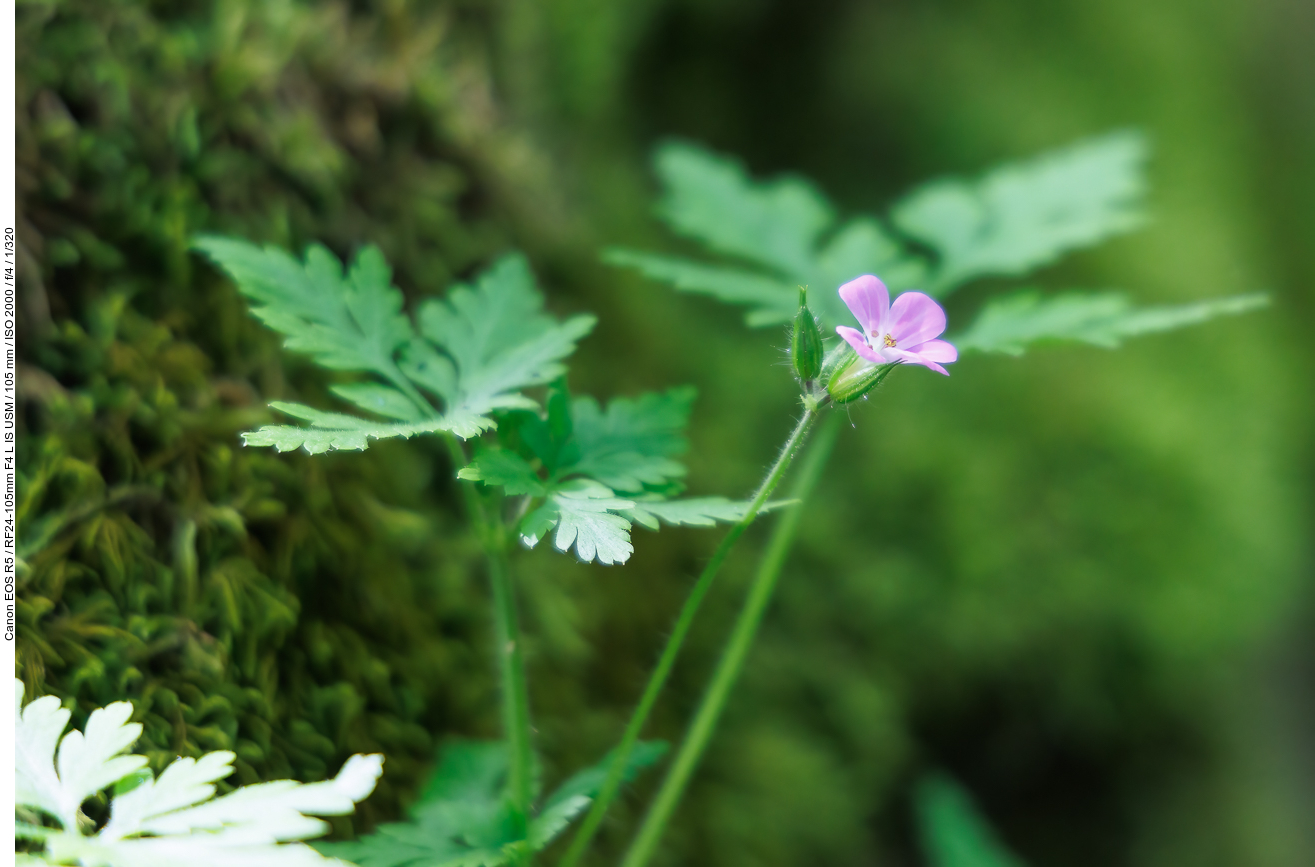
[558,407,820,867]
[618,277,954,867]
[621,413,843,867]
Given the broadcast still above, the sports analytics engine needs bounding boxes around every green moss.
[15,0,514,829]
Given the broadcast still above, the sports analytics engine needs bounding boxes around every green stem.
[620,412,842,867]
[445,434,535,848]
[489,539,535,842]
[557,408,819,867]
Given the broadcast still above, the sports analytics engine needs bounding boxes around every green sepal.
[827,358,898,404]
[791,287,824,382]
[819,343,856,388]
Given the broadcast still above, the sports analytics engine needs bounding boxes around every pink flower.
[834,275,958,376]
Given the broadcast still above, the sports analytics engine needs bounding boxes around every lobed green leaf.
[241,402,474,454]
[200,241,594,452]
[458,450,548,497]
[528,483,638,567]
[954,291,1269,355]
[193,237,416,374]
[320,739,663,867]
[528,741,668,849]
[617,144,927,328]
[562,387,697,494]
[655,140,834,280]
[893,131,1148,294]
[602,249,799,326]
[416,254,597,423]
[622,496,792,531]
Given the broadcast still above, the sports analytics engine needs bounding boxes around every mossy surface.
[15,0,514,830]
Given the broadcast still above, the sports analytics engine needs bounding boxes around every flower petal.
[836,325,885,363]
[888,352,952,376]
[838,275,890,332]
[890,348,951,376]
[905,338,957,364]
[887,292,947,347]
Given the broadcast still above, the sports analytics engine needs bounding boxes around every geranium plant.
[17,129,1268,867]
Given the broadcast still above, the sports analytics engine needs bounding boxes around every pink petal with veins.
[906,338,958,364]
[838,275,890,333]
[890,349,950,376]
[886,292,947,347]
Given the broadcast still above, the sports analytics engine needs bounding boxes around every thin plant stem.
[557,408,819,867]
[488,540,535,844]
[445,434,535,850]
[620,411,843,867]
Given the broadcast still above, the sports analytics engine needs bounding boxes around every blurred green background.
[15,0,1314,865]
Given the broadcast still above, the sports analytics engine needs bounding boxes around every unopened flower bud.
[826,354,897,404]
[818,342,855,387]
[791,287,823,383]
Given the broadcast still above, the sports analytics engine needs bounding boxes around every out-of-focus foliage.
[892,131,1148,294]
[953,291,1270,356]
[915,773,1024,867]
[521,2,1309,867]
[318,739,665,867]
[16,679,383,866]
[609,140,1262,359]
[605,140,922,327]
[609,133,1149,325]
[17,0,1313,866]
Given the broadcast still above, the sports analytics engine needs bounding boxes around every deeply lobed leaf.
[562,386,697,494]
[200,241,595,453]
[16,681,73,822]
[101,752,237,840]
[16,679,383,866]
[416,254,597,422]
[460,385,779,564]
[614,144,926,328]
[893,131,1148,295]
[458,450,548,497]
[622,496,790,531]
[242,402,473,454]
[655,141,834,280]
[15,680,147,830]
[318,739,665,867]
[518,482,638,567]
[53,701,148,829]
[193,237,415,374]
[953,291,1269,355]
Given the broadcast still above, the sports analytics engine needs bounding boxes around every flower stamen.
[882,334,897,348]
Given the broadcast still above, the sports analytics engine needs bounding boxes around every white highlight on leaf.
[16,678,383,867]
